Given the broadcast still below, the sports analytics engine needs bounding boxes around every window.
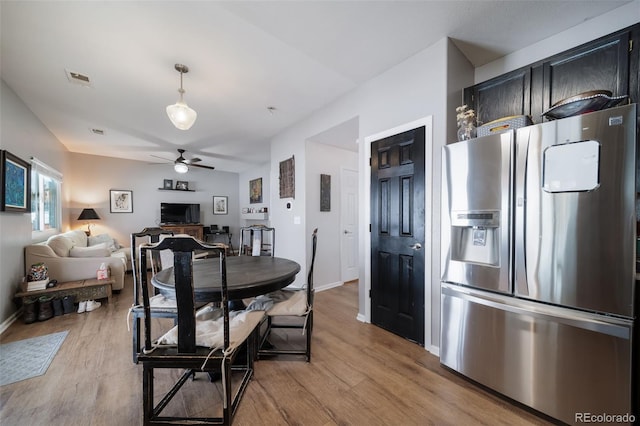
[31,158,62,234]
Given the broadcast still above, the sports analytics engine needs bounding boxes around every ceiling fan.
[152,149,215,173]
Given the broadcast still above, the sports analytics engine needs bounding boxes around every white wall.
[67,152,240,247]
[0,80,71,329]
[238,162,271,229]
[305,141,358,290]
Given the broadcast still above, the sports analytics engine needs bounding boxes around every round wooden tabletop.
[151,256,301,302]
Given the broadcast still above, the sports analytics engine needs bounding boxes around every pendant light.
[166,64,197,130]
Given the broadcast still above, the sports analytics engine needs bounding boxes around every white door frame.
[361,116,433,352]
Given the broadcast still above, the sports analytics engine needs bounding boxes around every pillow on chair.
[156,310,264,350]
[267,290,308,316]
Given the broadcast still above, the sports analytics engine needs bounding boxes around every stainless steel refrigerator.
[440,104,637,425]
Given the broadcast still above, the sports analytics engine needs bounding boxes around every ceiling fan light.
[174,162,189,173]
[166,101,197,130]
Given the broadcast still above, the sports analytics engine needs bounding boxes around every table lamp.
[78,208,100,235]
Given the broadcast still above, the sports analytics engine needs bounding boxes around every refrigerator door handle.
[442,284,632,339]
[514,129,529,296]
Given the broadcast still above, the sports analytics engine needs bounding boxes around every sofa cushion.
[62,229,88,248]
[88,233,120,252]
[47,235,74,257]
[69,243,111,258]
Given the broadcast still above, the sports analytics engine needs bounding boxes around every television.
[160,203,200,224]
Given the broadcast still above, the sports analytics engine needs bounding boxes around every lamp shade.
[78,208,100,221]
[166,102,197,130]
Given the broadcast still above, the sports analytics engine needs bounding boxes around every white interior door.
[341,168,359,282]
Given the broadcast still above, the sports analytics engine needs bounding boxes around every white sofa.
[24,230,130,291]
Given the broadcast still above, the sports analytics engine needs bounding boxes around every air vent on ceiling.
[90,128,104,135]
[65,69,92,87]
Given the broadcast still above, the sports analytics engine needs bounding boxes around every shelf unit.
[241,212,268,220]
[157,188,195,192]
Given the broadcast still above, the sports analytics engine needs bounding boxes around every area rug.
[0,330,68,386]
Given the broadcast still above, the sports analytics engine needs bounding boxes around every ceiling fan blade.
[185,157,202,164]
[150,154,173,162]
[191,163,215,170]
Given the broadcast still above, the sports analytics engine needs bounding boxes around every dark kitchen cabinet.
[539,30,631,120]
[463,67,531,127]
[463,23,639,126]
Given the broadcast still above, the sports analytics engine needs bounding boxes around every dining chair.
[256,228,317,362]
[129,227,176,363]
[239,225,275,256]
[137,236,264,425]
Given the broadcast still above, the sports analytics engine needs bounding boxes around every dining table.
[151,255,301,302]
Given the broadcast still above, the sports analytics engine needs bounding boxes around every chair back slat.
[139,236,228,354]
[131,227,174,305]
[307,228,318,305]
[239,225,275,256]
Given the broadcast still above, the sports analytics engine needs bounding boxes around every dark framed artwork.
[176,180,189,191]
[163,179,173,189]
[213,196,228,215]
[109,189,133,213]
[279,155,295,199]
[320,174,331,212]
[249,178,262,204]
[1,150,31,213]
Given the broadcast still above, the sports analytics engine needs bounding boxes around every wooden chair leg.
[133,315,141,363]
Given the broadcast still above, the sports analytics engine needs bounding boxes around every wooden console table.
[160,224,203,240]
[15,278,114,304]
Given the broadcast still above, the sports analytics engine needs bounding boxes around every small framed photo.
[1,150,31,213]
[110,189,133,213]
[163,179,173,189]
[176,181,189,191]
[213,196,228,215]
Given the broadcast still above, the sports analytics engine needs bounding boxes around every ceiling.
[0,1,630,173]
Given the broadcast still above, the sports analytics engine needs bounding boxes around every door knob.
[410,243,422,250]
[344,230,350,234]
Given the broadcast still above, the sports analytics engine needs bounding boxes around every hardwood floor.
[0,275,553,425]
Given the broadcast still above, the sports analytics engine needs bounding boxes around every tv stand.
[160,224,203,241]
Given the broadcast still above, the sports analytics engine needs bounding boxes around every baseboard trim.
[0,309,20,335]
[315,281,343,292]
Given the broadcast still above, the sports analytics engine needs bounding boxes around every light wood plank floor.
[0,275,553,425]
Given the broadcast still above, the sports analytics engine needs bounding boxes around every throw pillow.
[88,233,120,252]
[47,235,74,257]
[69,243,110,258]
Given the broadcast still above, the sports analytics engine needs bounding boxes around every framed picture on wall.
[249,178,262,204]
[109,189,133,213]
[1,150,31,213]
[320,174,331,212]
[213,196,228,215]
[163,179,173,189]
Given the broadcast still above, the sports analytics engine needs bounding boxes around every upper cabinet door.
[463,23,638,128]
[463,67,531,127]
[541,31,630,119]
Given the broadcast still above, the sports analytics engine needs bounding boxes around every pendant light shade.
[166,64,197,130]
